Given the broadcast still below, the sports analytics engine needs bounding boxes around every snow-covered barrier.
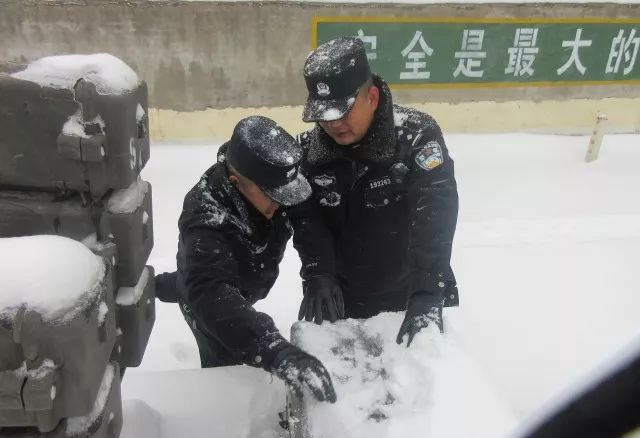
[113,266,156,368]
[0,181,154,290]
[0,54,149,198]
[106,179,154,289]
[286,313,516,438]
[0,54,155,438]
[0,362,124,438]
[0,236,117,433]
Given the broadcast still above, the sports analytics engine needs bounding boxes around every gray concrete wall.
[2,0,640,112]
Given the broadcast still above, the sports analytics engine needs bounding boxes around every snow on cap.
[227,116,311,207]
[10,53,141,95]
[303,37,371,122]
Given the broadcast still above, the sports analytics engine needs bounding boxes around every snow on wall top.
[11,53,141,95]
[0,235,105,322]
[145,0,640,4]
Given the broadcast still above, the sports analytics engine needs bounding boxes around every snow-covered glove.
[298,275,345,324]
[271,345,337,403]
[396,293,443,347]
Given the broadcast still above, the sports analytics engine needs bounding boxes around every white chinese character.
[557,29,592,76]
[606,29,640,75]
[400,31,434,80]
[453,29,487,78]
[505,28,540,77]
[357,29,377,60]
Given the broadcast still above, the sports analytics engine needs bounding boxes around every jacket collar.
[307,75,397,167]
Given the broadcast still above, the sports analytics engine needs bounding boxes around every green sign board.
[313,17,640,88]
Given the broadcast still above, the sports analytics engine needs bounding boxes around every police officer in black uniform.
[296,37,459,347]
[156,116,339,403]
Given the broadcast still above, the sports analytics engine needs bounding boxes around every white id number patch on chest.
[415,141,444,171]
[368,177,392,190]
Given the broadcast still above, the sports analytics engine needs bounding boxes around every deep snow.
[119,132,640,437]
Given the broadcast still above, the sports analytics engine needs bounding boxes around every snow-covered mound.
[120,366,287,438]
[293,313,517,438]
[0,235,105,322]
[10,53,141,95]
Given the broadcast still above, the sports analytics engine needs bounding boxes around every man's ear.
[368,85,380,110]
[228,174,239,187]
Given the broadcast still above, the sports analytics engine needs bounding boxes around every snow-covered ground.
[121,133,640,437]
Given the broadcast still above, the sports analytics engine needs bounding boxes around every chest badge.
[415,141,444,171]
[313,174,336,187]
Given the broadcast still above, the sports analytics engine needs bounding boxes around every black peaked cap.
[226,116,311,206]
[303,36,372,122]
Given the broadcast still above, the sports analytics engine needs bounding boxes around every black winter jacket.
[175,145,334,371]
[298,76,459,311]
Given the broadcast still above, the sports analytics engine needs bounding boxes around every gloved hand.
[271,345,337,403]
[396,293,443,347]
[298,275,345,324]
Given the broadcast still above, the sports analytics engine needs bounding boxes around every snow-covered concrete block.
[0,190,109,242]
[113,266,156,368]
[62,362,123,438]
[287,313,517,438]
[0,181,154,289]
[106,180,154,288]
[0,236,118,433]
[0,362,123,438]
[0,54,149,198]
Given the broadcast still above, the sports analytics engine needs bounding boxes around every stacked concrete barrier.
[0,54,155,437]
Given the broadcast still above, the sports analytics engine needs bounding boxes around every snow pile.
[120,400,162,438]
[293,313,516,438]
[11,54,141,95]
[0,235,105,322]
[120,366,287,438]
[107,178,149,214]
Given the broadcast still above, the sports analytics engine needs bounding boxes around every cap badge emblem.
[317,82,330,97]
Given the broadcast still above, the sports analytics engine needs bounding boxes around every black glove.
[271,345,337,403]
[298,275,345,324]
[396,293,443,347]
[155,271,179,303]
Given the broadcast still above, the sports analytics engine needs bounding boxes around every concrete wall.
[2,0,640,139]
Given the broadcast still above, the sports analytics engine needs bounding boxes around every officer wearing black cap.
[156,116,338,403]
[297,37,460,347]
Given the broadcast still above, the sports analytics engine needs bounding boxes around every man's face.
[319,85,379,146]
[229,173,280,219]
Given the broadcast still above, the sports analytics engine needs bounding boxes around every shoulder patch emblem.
[415,141,444,171]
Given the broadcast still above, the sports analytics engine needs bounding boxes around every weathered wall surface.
[1,0,639,138]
